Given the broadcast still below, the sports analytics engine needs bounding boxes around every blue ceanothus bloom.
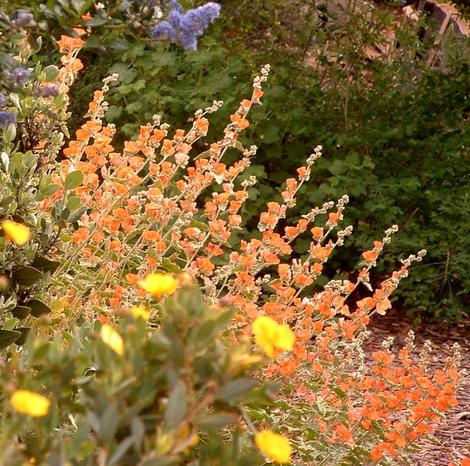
[4,66,32,88]
[150,0,221,50]
[0,111,16,128]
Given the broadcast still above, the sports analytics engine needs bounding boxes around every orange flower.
[372,350,393,365]
[253,88,264,101]
[328,211,341,223]
[230,114,250,129]
[313,246,331,261]
[311,226,323,239]
[362,250,378,262]
[385,431,406,448]
[335,424,354,444]
[57,35,84,52]
[312,262,323,274]
[195,118,209,133]
[143,230,161,241]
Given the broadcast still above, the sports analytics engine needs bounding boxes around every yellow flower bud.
[100,324,124,356]
[138,273,179,298]
[131,304,150,320]
[11,389,50,417]
[1,220,31,246]
[255,430,292,463]
[252,316,295,358]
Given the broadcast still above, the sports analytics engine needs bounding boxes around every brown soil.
[365,311,470,465]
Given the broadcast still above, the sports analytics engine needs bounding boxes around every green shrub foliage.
[0,286,267,465]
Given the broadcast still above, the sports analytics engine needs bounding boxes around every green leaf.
[0,329,21,348]
[43,65,59,81]
[106,105,123,122]
[11,306,31,319]
[67,205,87,223]
[67,195,81,211]
[13,267,43,286]
[27,299,52,318]
[4,124,16,142]
[108,436,135,465]
[216,378,257,403]
[64,170,84,190]
[160,259,182,274]
[164,380,187,429]
[232,140,245,152]
[189,220,209,232]
[332,387,347,399]
[14,328,31,346]
[31,256,61,273]
[140,459,177,466]
[98,405,119,443]
[197,413,238,430]
[38,183,59,199]
[84,17,108,26]
[192,320,215,346]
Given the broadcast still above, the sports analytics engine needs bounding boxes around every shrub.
[0,285,273,465]
[0,18,84,346]
[0,39,459,464]
[0,287,466,464]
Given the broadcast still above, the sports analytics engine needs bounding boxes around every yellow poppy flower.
[11,389,50,417]
[252,316,295,358]
[138,273,179,298]
[100,324,124,356]
[1,220,31,246]
[131,304,150,320]
[255,430,292,463]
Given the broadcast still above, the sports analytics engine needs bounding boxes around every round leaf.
[64,170,84,190]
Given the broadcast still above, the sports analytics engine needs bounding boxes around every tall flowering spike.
[11,390,50,417]
[1,220,31,246]
[255,430,292,463]
[100,324,124,356]
[252,316,295,358]
[138,273,179,298]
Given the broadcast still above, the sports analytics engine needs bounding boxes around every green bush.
[0,286,269,465]
[0,19,76,346]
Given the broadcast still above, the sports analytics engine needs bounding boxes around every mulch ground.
[365,311,470,465]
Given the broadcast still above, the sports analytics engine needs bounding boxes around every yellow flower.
[131,304,150,320]
[100,324,124,356]
[11,389,50,417]
[252,316,295,358]
[138,273,179,298]
[255,430,292,464]
[1,220,31,246]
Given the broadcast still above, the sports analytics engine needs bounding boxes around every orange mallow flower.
[362,250,378,261]
[57,35,84,52]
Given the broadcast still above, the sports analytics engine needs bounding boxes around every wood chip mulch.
[365,311,470,466]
